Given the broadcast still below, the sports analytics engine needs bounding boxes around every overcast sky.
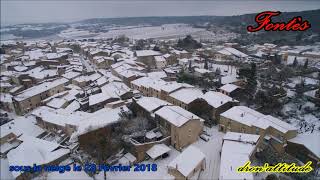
[1,0,320,26]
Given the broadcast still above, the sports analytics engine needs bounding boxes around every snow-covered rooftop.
[75,106,128,136]
[202,91,236,108]
[46,52,68,60]
[168,145,205,177]
[0,116,44,139]
[219,83,240,93]
[220,106,297,133]
[46,98,67,109]
[288,133,320,158]
[136,97,171,113]
[218,47,248,58]
[146,143,171,160]
[135,50,161,57]
[169,88,203,104]
[62,71,81,80]
[89,92,114,106]
[14,78,69,101]
[7,135,70,178]
[154,55,166,62]
[155,106,202,127]
[220,132,257,180]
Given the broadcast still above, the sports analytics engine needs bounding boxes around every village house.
[285,133,320,167]
[219,132,260,180]
[154,55,167,69]
[72,73,102,87]
[132,96,171,125]
[178,58,191,68]
[0,93,14,112]
[12,78,69,115]
[219,83,241,97]
[160,82,191,101]
[219,106,297,153]
[0,82,13,93]
[7,135,70,180]
[0,115,45,155]
[130,77,163,97]
[154,105,204,151]
[167,88,203,110]
[88,92,119,112]
[101,81,133,100]
[170,49,191,59]
[111,61,146,86]
[92,56,114,69]
[189,91,239,124]
[168,145,206,180]
[88,48,110,61]
[215,47,248,61]
[163,53,178,65]
[194,68,212,77]
[44,52,69,64]
[73,106,130,157]
[32,106,90,136]
[135,50,161,68]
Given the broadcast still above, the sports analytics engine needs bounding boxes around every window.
[227,122,231,129]
[255,128,260,135]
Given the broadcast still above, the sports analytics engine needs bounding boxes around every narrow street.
[80,55,95,72]
[193,126,224,180]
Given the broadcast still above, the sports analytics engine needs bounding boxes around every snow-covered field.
[59,28,98,39]
[58,24,238,41]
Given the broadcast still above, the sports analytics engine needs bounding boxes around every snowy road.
[94,126,224,180]
[193,126,224,180]
[80,55,95,72]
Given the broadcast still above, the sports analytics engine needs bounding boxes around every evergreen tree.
[293,57,298,67]
[204,59,208,70]
[215,68,221,76]
[303,58,309,69]
[188,60,192,72]
[250,62,256,77]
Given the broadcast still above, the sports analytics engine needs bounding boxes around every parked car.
[200,134,210,142]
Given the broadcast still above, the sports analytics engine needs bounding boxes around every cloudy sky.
[1,0,320,25]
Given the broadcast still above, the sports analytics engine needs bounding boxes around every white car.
[200,134,210,142]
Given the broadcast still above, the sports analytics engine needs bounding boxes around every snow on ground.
[94,126,224,180]
[193,126,224,180]
[289,76,319,86]
[96,24,205,40]
[58,24,237,41]
[281,98,320,134]
[0,158,14,180]
[95,147,180,180]
[59,28,97,39]
[40,169,92,180]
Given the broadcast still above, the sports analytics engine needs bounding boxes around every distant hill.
[2,9,319,42]
[78,9,320,33]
